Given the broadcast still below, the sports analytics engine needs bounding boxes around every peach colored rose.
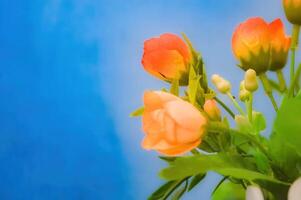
[283,0,301,25]
[204,99,221,121]
[141,91,207,156]
[232,17,291,73]
[142,33,192,84]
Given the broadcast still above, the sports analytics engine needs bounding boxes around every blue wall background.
[0,0,299,199]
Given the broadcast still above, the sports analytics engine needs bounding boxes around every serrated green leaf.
[188,174,206,191]
[130,107,144,117]
[159,154,288,185]
[212,181,245,200]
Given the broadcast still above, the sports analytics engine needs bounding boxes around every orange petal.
[157,140,201,156]
[175,126,201,143]
[164,100,207,131]
[269,18,291,52]
[142,49,186,79]
[159,33,192,63]
[232,17,270,60]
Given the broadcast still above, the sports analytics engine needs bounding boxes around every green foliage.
[159,154,287,185]
[235,111,266,135]
[252,112,266,134]
[188,174,206,191]
[148,179,188,200]
[188,65,202,105]
[170,79,179,96]
[211,181,245,200]
[269,95,301,181]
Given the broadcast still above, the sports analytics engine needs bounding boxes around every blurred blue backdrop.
[0,0,299,199]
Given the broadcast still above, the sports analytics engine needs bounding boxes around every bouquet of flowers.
[131,1,301,199]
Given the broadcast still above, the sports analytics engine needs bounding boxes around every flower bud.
[283,0,301,25]
[244,69,258,92]
[288,177,301,200]
[246,186,264,200]
[211,74,231,94]
[239,81,251,102]
[142,33,192,85]
[232,17,271,74]
[232,18,291,73]
[204,99,221,121]
[269,19,291,71]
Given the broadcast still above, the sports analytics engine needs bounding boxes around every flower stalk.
[259,74,278,111]
[290,25,300,88]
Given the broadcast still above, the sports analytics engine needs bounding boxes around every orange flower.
[204,99,221,121]
[283,0,301,25]
[232,17,291,73]
[232,17,271,74]
[269,19,291,71]
[141,91,207,156]
[142,33,192,84]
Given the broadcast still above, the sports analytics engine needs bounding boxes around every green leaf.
[273,97,301,156]
[269,96,301,181]
[188,66,201,105]
[170,79,179,96]
[159,156,177,163]
[159,154,288,185]
[171,180,188,200]
[249,149,270,174]
[130,107,144,117]
[188,174,206,191]
[148,179,189,200]
[212,181,245,200]
[252,112,266,133]
[181,32,199,59]
[147,181,176,200]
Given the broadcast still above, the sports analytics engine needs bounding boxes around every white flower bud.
[244,69,258,92]
[211,74,231,94]
[246,186,264,200]
[288,177,301,200]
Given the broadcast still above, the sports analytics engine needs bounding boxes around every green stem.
[208,122,269,158]
[247,93,253,123]
[268,79,282,93]
[214,96,235,119]
[276,70,287,92]
[226,92,245,115]
[290,25,300,89]
[259,73,278,111]
[288,64,301,97]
